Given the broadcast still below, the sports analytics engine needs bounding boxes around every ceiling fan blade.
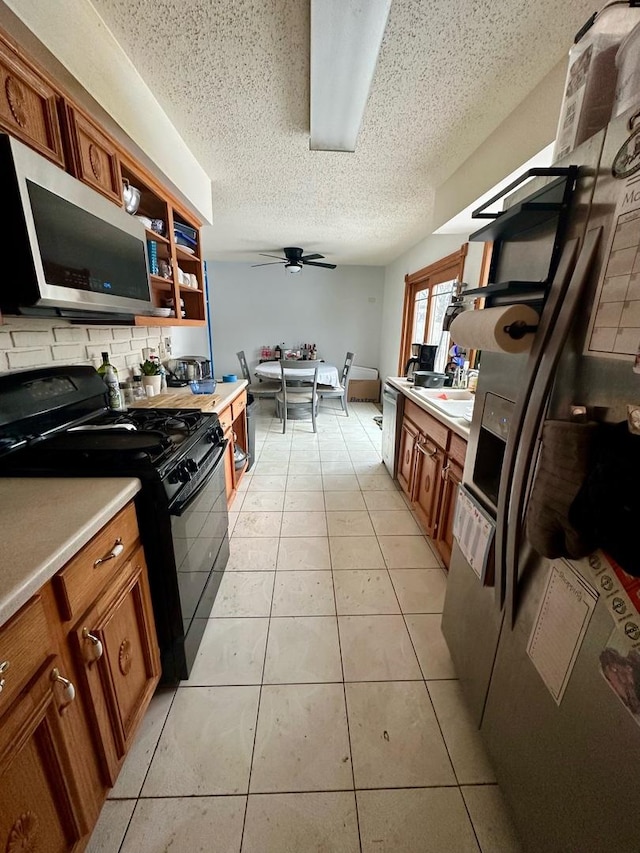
[303,261,337,269]
[258,253,287,260]
[300,253,324,261]
[251,261,285,267]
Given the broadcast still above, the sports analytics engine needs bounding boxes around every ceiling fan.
[252,247,337,274]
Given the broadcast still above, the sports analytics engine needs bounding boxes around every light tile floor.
[89,400,522,852]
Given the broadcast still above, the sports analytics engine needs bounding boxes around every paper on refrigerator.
[452,486,495,581]
[527,559,598,705]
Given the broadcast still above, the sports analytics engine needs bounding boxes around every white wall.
[169,325,210,361]
[207,262,385,378]
[378,236,485,384]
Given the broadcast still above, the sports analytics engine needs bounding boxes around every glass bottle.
[96,351,117,380]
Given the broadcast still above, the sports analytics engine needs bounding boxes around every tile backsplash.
[0,316,170,377]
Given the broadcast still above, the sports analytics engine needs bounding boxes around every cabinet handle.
[0,659,9,694]
[51,667,76,712]
[441,463,450,481]
[416,442,437,459]
[82,628,104,662]
[94,538,124,567]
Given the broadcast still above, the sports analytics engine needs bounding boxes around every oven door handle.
[168,440,228,516]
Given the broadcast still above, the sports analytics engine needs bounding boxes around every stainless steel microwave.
[2,134,154,320]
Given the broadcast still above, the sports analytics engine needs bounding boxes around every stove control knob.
[177,462,191,483]
[185,458,198,473]
[207,426,223,444]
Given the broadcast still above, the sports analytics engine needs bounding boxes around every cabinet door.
[224,432,234,503]
[434,458,463,568]
[412,437,444,537]
[0,657,87,852]
[397,418,419,496]
[60,101,123,204]
[72,547,159,786]
[232,399,249,487]
[0,34,64,165]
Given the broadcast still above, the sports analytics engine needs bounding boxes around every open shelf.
[469,173,577,244]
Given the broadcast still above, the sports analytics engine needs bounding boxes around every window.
[398,244,468,375]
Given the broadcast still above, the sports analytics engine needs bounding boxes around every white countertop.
[386,377,472,440]
[0,477,141,626]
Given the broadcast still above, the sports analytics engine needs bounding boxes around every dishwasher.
[381,382,403,478]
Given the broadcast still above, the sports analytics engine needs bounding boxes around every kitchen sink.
[411,387,474,419]
[413,388,474,400]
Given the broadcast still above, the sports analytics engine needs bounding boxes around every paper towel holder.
[503,321,539,340]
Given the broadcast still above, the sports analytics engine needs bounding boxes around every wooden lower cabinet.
[0,500,160,851]
[0,655,89,853]
[397,399,467,568]
[222,390,249,507]
[397,418,419,496]
[71,547,159,787]
[413,437,445,537]
[434,457,463,566]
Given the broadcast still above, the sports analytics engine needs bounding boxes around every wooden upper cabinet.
[0,33,64,166]
[59,101,123,204]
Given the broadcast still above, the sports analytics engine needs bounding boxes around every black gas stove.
[0,366,230,683]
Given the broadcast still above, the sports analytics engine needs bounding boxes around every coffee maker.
[405,343,437,381]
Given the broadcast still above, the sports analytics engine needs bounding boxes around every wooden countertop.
[386,377,472,440]
[0,477,141,626]
[129,379,248,414]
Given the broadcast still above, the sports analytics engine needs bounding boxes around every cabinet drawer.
[448,433,468,468]
[231,392,246,422]
[0,34,64,165]
[54,502,139,622]
[0,594,55,714]
[218,404,232,434]
[405,400,449,449]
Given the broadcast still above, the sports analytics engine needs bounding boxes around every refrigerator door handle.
[504,226,602,628]
[493,236,580,611]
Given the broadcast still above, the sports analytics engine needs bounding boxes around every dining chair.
[318,351,355,416]
[275,360,319,433]
[236,350,280,397]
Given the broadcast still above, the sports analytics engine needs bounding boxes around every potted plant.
[139,357,162,397]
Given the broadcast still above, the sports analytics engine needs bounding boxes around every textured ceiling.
[88,0,595,265]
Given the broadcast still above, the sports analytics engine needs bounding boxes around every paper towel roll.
[449,305,539,354]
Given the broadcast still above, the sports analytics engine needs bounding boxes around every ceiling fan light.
[285,262,302,273]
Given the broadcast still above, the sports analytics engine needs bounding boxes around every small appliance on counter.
[413,371,447,388]
[166,356,212,387]
[405,343,438,381]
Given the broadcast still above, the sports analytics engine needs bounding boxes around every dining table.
[254,360,340,387]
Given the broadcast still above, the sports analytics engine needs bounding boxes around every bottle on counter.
[104,366,124,411]
[274,344,282,360]
[97,351,117,380]
[132,374,146,401]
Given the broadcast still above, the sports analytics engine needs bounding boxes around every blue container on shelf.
[222,374,237,383]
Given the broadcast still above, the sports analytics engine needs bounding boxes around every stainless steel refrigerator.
[442,107,640,852]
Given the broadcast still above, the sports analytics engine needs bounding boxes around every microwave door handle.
[503,227,601,629]
[493,236,580,613]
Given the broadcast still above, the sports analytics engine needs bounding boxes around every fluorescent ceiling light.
[310,0,392,152]
[435,143,555,235]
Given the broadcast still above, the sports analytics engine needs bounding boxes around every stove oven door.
[168,441,230,676]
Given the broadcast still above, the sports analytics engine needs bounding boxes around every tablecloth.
[255,361,340,387]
